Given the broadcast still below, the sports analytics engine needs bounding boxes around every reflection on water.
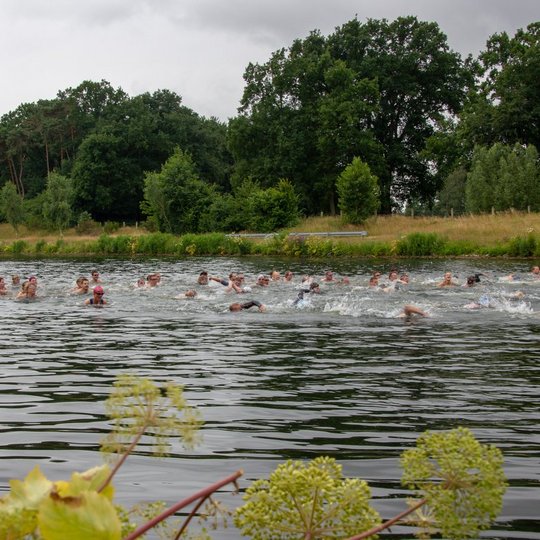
[0,257,539,538]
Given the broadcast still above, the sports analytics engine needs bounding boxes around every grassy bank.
[1,212,540,258]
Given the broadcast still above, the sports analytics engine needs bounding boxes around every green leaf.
[38,490,121,540]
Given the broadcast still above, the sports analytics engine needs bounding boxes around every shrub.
[396,233,446,256]
[76,211,101,235]
[336,157,380,224]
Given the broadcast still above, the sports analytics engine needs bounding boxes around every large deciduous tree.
[459,23,540,151]
[229,16,471,214]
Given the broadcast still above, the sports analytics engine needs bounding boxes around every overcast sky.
[0,0,538,122]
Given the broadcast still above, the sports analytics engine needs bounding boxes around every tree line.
[1,16,540,234]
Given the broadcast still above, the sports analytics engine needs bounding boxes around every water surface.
[0,257,539,538]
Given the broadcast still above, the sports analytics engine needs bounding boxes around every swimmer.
[135,278,146,287]
[229,300,266,312]
[438,272,458,287]
[90,270,102,284]
[72,277,90,294]
[301,275,313,286]
[0,277,7,295]
[12,275,20,288]
[398,273,409,284]
[284,270,293,282]
[388,269,399,282]
[226,275,247,294]
[322,270,335,282]
[270,270,281,281]
[531,266,540,278]
[85,286,106,306]
[146,273,160,287]
[463,275,477,288]
[210,273,235,287]
[400,305,428,318]
[339,276,351,285]
[197,271,209,285]
[255,274,269,287]
[184,289,197,298]
[465,293,494,309]
[294,282,321,305]
[16,281,37,300]
[369,276,379,287]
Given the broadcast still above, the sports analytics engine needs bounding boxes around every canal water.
[0,257,539,538]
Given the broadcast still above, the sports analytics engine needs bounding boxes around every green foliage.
[336,157,380,224]
[236,428,506,540]
[234,456,381,539]
[103,221,120,234]
[436,167,468,216]
[0,182,25,233]
[76,211,101,235]
[247,179,300,233]
[101,374,203,458]
[462,23,540,151]
[231,16,471,214]
[507,234,538,257]
[141,148,215,234]
[401,427,507,540]
[42,172,74,235]
[396,233,446,256]
[466,143,540,213]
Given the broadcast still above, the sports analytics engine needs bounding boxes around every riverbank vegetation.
[1,18,540,238]
[1,212,540,258]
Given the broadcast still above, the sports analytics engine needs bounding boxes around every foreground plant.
[234,427,507,540]
[0,375,241,540]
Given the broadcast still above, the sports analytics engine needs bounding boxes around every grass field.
[1,212,540,257]
[2,212,540,246]
[291,212,540,246]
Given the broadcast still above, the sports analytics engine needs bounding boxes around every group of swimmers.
[1,264,539,315]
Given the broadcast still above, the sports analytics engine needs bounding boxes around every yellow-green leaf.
[54,464,114,500]
[38,490,121,540]
[9,465,52,510]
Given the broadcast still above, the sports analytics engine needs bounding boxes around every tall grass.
[2,214,540,258]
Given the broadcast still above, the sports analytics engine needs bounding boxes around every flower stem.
[123,470,243,540]
[344,498,427,540]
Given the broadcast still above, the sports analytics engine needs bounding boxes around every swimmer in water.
[72,277,90,294]
[400,305,428,318]
[464,294,493,309]
[12,275,20,288]
[90,270,102,284]
[229,300,266,312]
[146,273,160,287]
[184,289,197,298]
[16,281,37,300]
[0,277,7,295]
[438,272,458,287]
[322,270,335,282]
[85,286,106,306]
[197,271,209,285]
[294,282,320,306]
[270,270,281,281]
[284,270,293,282]
[369,276,379,287]
[531,265,540,278]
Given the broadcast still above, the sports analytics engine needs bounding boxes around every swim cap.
[93,286,104,294]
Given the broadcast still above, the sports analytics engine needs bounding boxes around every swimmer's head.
[185,289,197,297]
[229,303,242,312]
[310,282,320,292]
[93,286,104,296]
